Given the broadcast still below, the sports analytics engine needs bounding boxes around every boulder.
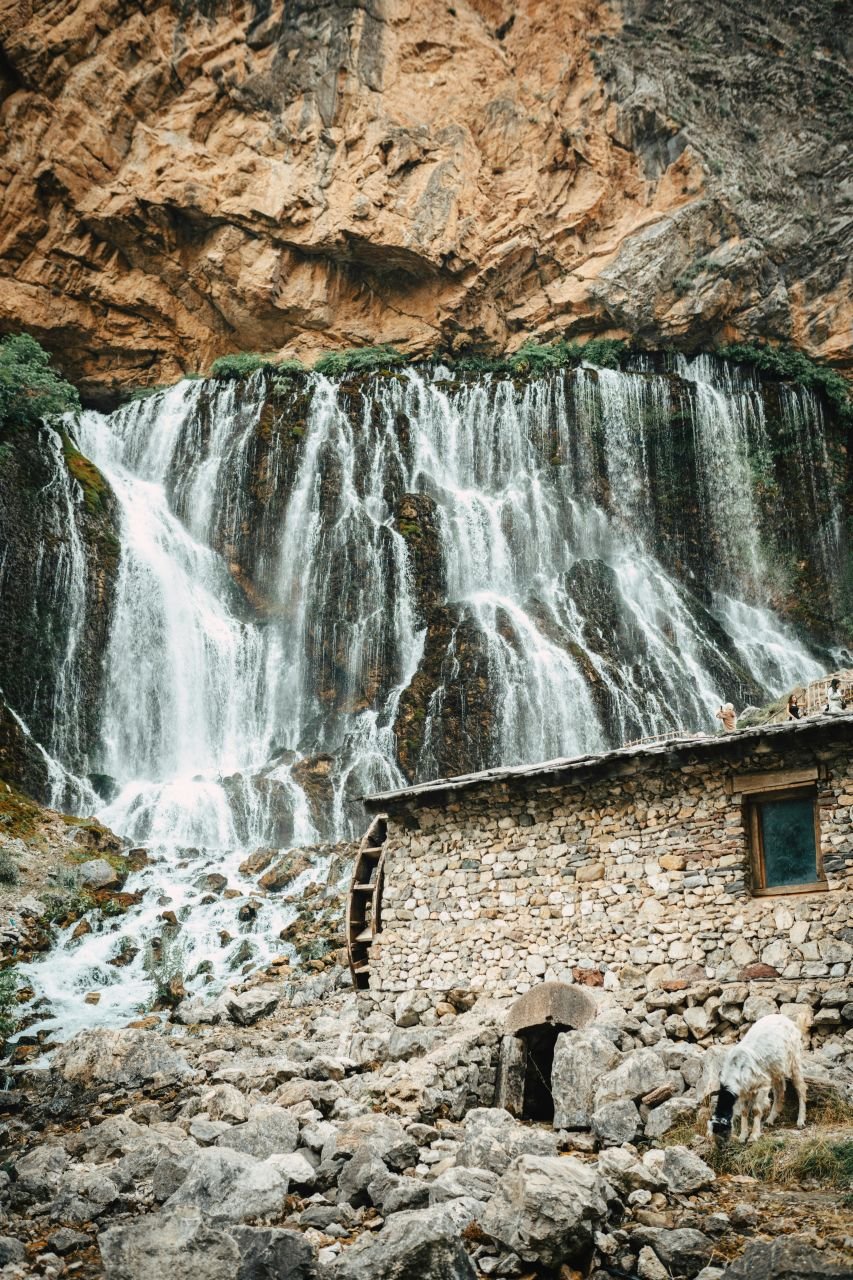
[552,1029,622,1128]
[229,1227,318,1279]
[642,1146,715,1194]
[594,1048,668,1110]
[328,1200,480,1280]
[592,1099,640,1145]
[644,1097,697,1139]
[79,858,122,890]
[321,1112,416,1170]
[429,1167,499,1204]
[226,989,280,1026]
[597,1147,664,1194]
[48,1168,120,1223]
[721,1239,851,1279]
[634,1227,714,1276]
[164,1149,289,1223]
[99,1209,240,1280]
[53,1028,192,1088]
[0,1237,26,1265]
[216,1106,300,1160]
[203,1084,250,1124]
[455,1107,558,1174]
[12,1144,70,1204]
[99,1212,318,1280]
[480,1154,609,1268]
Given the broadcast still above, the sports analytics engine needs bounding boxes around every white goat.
[708,1014,807,1143]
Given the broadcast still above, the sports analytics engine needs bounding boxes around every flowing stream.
[17,357,840,1036]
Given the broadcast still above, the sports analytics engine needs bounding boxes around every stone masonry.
[362,717,853,1003]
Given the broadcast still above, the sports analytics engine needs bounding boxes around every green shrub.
[313,345,407,377]
[508,340,575,375]
[209,352,279,381]
[0,849,19,885]
[579,338,628,369]
[716,342,852,424]
[0,333,80,432]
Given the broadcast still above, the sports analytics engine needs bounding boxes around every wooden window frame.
[744,784,827,897]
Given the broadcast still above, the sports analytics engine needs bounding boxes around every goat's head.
[708,1084,737,1142]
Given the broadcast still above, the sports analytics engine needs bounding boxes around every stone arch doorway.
[497,982,597,1123]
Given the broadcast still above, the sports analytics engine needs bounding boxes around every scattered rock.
[721,1238,852,1278]
[226,989,280,1026]
[52,1028,193,1087]
[455,1107,559,1174]
[481,1154,609,1268]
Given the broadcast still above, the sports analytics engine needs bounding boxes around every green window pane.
[759,797,817,887]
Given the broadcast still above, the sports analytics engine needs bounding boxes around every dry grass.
[661,1090,853,1191]
[705,1133,853,1189]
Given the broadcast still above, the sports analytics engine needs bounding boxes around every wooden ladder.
[346,813,388,990]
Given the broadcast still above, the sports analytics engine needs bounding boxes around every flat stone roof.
[363,712,853,810]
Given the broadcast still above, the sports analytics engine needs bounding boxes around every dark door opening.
[520,1023,569,1122]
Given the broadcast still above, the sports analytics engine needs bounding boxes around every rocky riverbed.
[1,943,851,1280]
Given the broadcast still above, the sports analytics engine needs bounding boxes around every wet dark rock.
[394,603,495,782]
[0,422,120,800]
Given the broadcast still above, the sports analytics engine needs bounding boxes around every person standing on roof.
[787,694,802,720]
[715,702,737,732]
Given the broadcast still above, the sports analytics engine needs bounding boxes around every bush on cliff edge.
[0,333,80,432]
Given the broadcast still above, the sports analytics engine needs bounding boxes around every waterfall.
[18,357,839,1035]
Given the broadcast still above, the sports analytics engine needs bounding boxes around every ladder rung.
[362,846,381,859]
[353,964,370,974]
[354,929,373,943]
[353,883,374,892]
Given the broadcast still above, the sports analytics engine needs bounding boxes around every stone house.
[345,714,852,1122]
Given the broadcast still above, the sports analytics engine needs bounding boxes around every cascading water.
[18,356,841,1036]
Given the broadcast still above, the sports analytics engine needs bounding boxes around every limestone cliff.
[0,0,850,404]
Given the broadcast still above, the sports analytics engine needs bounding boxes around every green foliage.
[209,351,279,381]
[716,342,852,425]
[0,333,80,432]
[579,338,628,370]
[271,360,307,396]
[0,849,19,886]
[0,968,18,1049]
[313,345,407,376]
[447,337,629,376]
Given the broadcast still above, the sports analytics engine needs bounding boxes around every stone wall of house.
[367,734,853,1006]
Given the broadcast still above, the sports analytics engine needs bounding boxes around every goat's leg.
[766,1073,784,1126]
[748,1088,769,1143]
[736,1098,750,1144]
[792,1060,807,1128]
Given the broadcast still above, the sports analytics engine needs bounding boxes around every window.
[745,787,826,896]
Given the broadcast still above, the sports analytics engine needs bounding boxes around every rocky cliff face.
[0,0,849,404]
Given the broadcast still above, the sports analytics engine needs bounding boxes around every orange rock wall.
[0,0,850,402]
